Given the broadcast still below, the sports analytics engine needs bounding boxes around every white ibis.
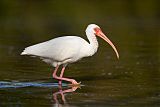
[21,24,119,85]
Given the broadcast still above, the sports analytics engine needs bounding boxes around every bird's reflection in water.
[52,85,79,107]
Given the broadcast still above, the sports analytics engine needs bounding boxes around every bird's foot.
[68,80,81,87]
[68,85,81,91]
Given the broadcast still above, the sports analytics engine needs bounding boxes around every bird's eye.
[94,27,100,34]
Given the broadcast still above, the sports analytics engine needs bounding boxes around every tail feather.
[20,41,49,56]
[21,51,27,55]
[20,45,39,56]
[21,47,30,55]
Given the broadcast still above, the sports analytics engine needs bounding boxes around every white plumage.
[21,24,119,85]
[21,36,93,67]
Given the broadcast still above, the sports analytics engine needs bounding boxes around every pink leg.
[58,66,66,85]
[52,65,59,78]
[52,65,78,85]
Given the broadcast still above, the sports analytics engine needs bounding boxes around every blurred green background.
[0,0,159,79]
[0,0,159,106]
[0,0,159,43]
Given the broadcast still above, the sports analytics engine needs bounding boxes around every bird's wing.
[21,36,89,61]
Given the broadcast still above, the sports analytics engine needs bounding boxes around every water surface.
[0,41,159,107]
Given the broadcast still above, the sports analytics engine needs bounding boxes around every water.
[0,1,160,107]
[0,42,159,107]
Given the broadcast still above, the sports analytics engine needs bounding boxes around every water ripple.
[0,81,67,88]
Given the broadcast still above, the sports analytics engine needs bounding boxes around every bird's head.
[86,24,119,59]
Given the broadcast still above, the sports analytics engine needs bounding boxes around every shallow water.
[0,41,159,107]
[0,1,160,106]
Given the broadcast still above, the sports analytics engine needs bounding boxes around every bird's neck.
[86,31,99,55]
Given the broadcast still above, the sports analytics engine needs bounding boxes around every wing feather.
[21,36,89,62]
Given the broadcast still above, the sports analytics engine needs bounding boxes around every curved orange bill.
[97,30,119,59]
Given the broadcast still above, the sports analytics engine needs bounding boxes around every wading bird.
[21,24,119,85]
